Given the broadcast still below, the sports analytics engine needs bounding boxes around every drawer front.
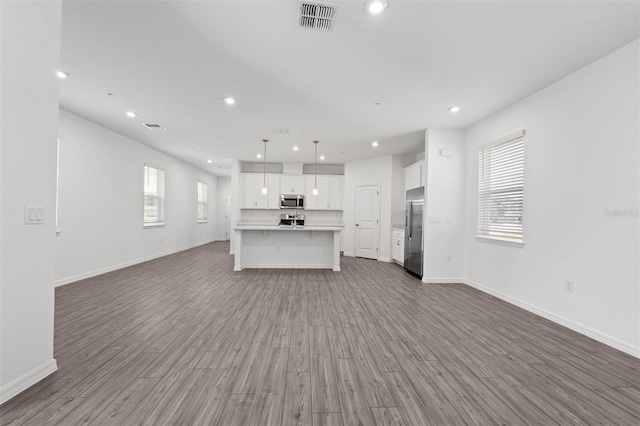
[392,229,405,239]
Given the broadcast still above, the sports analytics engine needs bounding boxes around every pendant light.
[261,139,268,195]
[312,140,319,196]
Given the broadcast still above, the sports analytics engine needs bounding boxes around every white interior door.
[355,184,379,259]
[225,193,231,240]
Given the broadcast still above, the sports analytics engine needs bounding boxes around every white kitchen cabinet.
[404,161,424,205]
[324,175,342,210]
[242,174,280,209]
[304,176,317,209]
[305,175,343,210]
[392,229,405,265]
[404,161,423,191]
[280,175,306,194]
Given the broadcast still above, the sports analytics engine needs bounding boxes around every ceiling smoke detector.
[298,1,337,32]
[143,123,166,130]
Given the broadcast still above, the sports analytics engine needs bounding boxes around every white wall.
[55,110,218,286]
[390,155,408,228]
[229,160,240,255]
[423,128,466,283]
[343,156,393,261]
[0,0,61,403]
[463,40,639,356]
[215,176,231,241]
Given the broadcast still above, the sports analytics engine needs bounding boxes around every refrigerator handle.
[408,202,413,240]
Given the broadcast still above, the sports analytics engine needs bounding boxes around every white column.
[332,230,341,271]
[0,0,61,404]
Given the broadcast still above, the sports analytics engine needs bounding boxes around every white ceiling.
[59,0,639,176]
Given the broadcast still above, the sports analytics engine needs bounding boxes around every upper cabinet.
[404,161,423,191]
[241,173,343,210]
[242,174,280,209]
[305,175,343,210]
[280,175,306,194]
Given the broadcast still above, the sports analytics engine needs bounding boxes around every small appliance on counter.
[280,194,305,209]
[404,186,424,277]
[279,213,305,227]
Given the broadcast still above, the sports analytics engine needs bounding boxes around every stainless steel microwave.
[280,194,305,209]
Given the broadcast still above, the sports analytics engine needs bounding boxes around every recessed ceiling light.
[366,0,388,14]
[449,106,461,113]
[257,154,262,158]
[320,155,325,160]
[293,146,299,151]
[372,141,379,147]
[207,159,212,164]
[224,97,236,105]
[56,71,69,79]
[126,111,137,118]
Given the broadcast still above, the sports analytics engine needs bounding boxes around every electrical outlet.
[160,237,164,243]
[276,246,280,251]
[565,280,574,293]
[446,254,452,262]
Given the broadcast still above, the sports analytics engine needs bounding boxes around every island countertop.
[235,224,344,231]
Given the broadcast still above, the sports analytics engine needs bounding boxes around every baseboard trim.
[55,240,215,287]
[0,359,57,405]
[422,277,465,284]
[343,252,355,257]
[463,278,640,358]
[378,257,392,263]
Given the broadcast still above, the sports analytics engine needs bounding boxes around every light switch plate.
[25,206,44,225]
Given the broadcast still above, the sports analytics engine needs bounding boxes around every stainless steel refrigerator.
[404,187,424,277]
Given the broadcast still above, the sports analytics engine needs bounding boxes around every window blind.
[197,181,208,221]
[144,165,165,224]
[478,131,525,242]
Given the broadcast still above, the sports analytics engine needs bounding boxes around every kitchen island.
[234,225,343,271]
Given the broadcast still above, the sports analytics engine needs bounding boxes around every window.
[144,165,165,226]
[197,181,208,222]
[477,130,525,245]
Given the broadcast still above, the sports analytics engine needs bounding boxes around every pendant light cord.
[313,140,319,188]
[262,139,268,188]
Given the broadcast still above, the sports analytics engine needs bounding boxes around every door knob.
[356,224,359,226]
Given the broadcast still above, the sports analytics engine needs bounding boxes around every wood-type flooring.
[1,242,638,425]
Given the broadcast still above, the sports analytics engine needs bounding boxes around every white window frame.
[477,130,525,247]
[143,164,165,227]
[197,181,208,223]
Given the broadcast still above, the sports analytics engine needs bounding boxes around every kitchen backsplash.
[240,209,343,225]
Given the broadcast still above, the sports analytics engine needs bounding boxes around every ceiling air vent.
[143,123,166,130]
[298,1,337,32]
